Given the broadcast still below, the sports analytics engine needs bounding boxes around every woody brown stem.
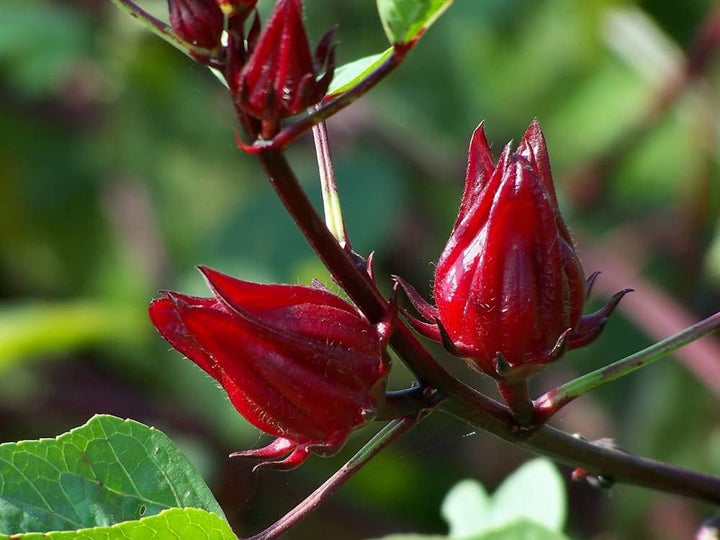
[245,414,425,540]
[497,380,535,427]
[250,145,720,508]
[441,396,720,505]
[254,148,505,414]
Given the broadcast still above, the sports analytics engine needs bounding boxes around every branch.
[245,414,425,540]
[441,396,720,505]
[534,311,720,421]
[579,236,720,398]
[312,118,350,249]
[255,148,505,422]
[254,147,720,507]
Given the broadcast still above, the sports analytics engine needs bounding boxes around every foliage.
[0,415,226,535]
[1,0,719,538]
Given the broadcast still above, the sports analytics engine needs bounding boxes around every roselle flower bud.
[233,0,335,137]
[168,0,225,50]
[431,120,630,381]
[397,121,630,390]
[149,267,390,470]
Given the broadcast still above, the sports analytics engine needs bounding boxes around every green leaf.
[441,479,491,537]
[0,507,236,540]
[471,519,568,540]
[376,0,453,45]
[489,459,566,532]
[328,48,393,97]
[0,415,225,535]
[376,460,567,540]
[439,459,566,537]
[374,518,566,540]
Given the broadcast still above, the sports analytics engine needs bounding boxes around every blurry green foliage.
[1,0,719,538]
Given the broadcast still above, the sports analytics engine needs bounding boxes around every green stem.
[245,415,425,540]
[535,311,720,421]
[312,119,350,249]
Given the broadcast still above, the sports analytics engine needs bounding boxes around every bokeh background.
[2,0,720,538]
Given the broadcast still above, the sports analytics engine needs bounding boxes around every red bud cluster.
[167,0,334,138]
[168,0,225,50]
[167,0,256,58]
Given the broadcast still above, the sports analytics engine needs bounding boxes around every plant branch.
[312,119,350,249]
[579,235,720,397]
[254,148,505,422]
[253,146,720,508]
[441,396,720,505]
[245,414,425,540]
[534,311,720,421]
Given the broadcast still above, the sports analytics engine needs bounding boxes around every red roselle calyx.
[149,267,392,470]
[398,120,630,385]
[167,0,257,64]
[168,0,225,50]
[232,0,336,138]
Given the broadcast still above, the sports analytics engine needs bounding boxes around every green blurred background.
[2,0,720,537]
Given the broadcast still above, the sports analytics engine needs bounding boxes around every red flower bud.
[431,120,630,380]
[149,267,389,470]
[397,121,629,386]
[233,0,335,137]
[168,0,225,50]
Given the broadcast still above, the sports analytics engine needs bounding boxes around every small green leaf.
[438,459,566,537]
[0,507,236,539]
[0,415,225,535]
[489,459,566,532]
[441,479,490,538]
[373,519,566,540]
[328,48,393,97]
[470,519,568,540]
[376,0,453,45]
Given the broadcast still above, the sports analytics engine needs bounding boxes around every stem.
[245,415,424,540]
[312,119,350,249]
[253,147,720,507]
[255,149,503,417]
[243,43,413,152]
[497,381,535,426]
[441,396,720,505]
[535,311,720,421]
[377,386,445,421]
